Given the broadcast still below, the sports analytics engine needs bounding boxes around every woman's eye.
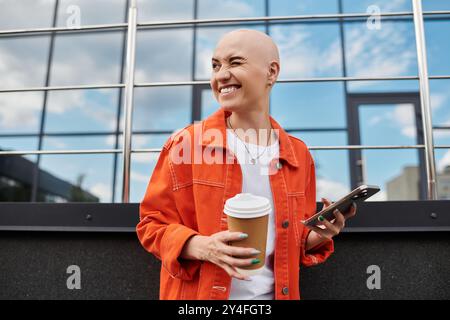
[212,64,220,70]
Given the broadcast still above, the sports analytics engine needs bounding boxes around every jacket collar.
[200,108,299,168]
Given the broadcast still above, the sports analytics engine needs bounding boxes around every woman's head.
[210,29,280,113]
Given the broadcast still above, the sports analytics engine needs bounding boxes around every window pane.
[198,0,265,19]
[50,31,124,86]
[430,79,450,127]
[132,134,170,149]
[56,0,126,27]
[195,25,266,80]
[270,24,343,78]
[39,154,114,202]
[342,0,412,13]
[425,20,450,76]
[344,20,417,77]
[201,88,219,119]
[347,80,419,93]
[0,36,51,88]
[436,149,450,200]
[311,150,351,200]
[270,0,338,16]
[0,92,44,134]
[133,87,192,131]
[129,134,178,203]
[42,135,117,151]
[45,89,119,133]
[363,149,422,200]
[423,1,450,11]
[271,82,346,129]
[0,0,55,30]
[130,152,159,203]
[137,0,194,22]
[136,29,193,82]
[290,131,347,147]
[0,137,38,162]
[359,104,417,145]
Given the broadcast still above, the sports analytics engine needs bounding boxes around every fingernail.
[239,233,248,239]
[252,249,261,255]
[318,215,325,222]
[251,259,260,265]
[244,277,252,281]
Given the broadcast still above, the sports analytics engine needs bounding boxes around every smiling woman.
[137,29,357,301]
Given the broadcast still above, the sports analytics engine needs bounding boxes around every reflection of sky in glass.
[0,138,38,162]
[50,32,123,86]
[136,29,193,82]
[56,0,126,26]
[430,80,450,127]
[425,20,450,76]
[137,0,194,22]
[344,21,417,78]
[359,104,417,145]
[133,87,192,131]
[39,154,114,202]
[422,1,450,11]
[0,0,55,30]
[271,24,343,78]
[45,89,119,133]
[342,0,411,13]
[198,0,265,19]
[271,83,346,128]
[0,92,44,134]
[270,0,338,15]
[310,150,351,200]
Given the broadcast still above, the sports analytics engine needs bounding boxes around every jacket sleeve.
[136,140,201,281]
[300,151,334,267]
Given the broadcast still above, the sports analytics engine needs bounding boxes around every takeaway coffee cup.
[224,193,271,276]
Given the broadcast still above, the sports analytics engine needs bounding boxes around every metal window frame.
[0,0,448,205]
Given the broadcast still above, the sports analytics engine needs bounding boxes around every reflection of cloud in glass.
[345,21,416,83]
[271,25,342,78]
[198,0,261,19]
[438,150,450,173]
[0,92,43,133]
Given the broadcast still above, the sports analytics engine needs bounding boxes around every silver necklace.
[227,116,272,165]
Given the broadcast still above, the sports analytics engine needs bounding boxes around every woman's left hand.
[309,198,357,241]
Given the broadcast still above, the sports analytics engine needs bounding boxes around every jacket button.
[276,161,283,170]
[282,220,289,228]
[282,287,289,295]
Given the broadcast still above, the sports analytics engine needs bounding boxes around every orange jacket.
[137,108,334,300]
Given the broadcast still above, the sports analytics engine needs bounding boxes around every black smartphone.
[301,185,380,227]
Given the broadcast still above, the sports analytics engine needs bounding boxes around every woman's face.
[210,35,270,113]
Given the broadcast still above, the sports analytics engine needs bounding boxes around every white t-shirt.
[226,128,280,300]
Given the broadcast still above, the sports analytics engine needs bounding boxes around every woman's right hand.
[181,231,261,281]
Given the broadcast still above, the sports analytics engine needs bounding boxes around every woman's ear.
[267,60,280,86]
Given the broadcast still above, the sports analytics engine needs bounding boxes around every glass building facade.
[1,0,450,204]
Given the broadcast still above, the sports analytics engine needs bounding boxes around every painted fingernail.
[239,233,248,239]
[251,259,260,265]
[318,215,325,222]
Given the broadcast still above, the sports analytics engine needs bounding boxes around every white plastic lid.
[224,193,272,219]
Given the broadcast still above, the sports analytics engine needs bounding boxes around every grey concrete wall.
[1,231,449,300]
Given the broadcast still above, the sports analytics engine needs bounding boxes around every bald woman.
[138,29,357,300]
